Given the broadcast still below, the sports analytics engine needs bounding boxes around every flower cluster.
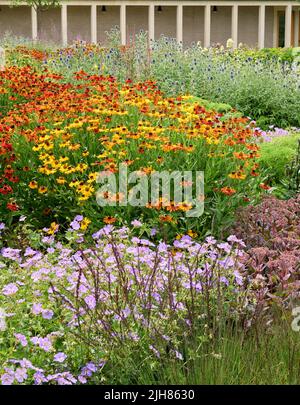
[0,65,265,235]
[0,220,248,384]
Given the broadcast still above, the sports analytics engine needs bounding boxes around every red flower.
[7,201,19,211]
[0,184,13,195]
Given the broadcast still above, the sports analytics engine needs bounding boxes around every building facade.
[0,1,299,48]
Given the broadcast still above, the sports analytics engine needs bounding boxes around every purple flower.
[150,228,157,236]
[32,303,43,315]
[174,350,183,360]
[70,220,80,230]
[14,367,28,383]
[2,283,18,296]
[31,337,53,352]
[33,371,47,385]
[54,352,67,363]
[14,333,28,347]
[1,373,14,385]
[131,219,142,228]
[149,345,160,358]
[84,295,96,310]
[42,309,54,320]
[1,248,21,261]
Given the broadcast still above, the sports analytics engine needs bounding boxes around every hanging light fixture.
[101,6,107,13]
[212,6,218,13]
[157,6,163,13]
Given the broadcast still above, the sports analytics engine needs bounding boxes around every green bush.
[259,132,300,182]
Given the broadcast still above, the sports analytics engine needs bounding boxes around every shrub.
[258,132,300,183]
[232,194,300,309]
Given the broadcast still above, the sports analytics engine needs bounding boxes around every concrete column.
[284,4,292,47]
[31,7,38,41]
[176,4,183,44]
[231,4,238,49]
[294,9,299,47]
[91,4,97,44]
[61,4,68,46]
[204,5,211,48]
[258,4,266,49]
[273,7,278,47]
[148,4,155,42]
[120,4,126,45]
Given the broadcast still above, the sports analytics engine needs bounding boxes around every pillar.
[176,4,183,44]
[231,4,238,49]
[120,4,126,45]
[285,4,292,47]
[258,4,266,49]
[91,4,97,44]
[61,4,68,46]
[204,5,211,48]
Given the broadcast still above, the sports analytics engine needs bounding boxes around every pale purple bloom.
[70,220,80,230]
[32,303,43,315]
[2,283,18,296]
[149,345,160,358]
[54,352,67,363]
[131,219,142,228]
[1,373,14,385]
[14,333,28,347]
[14,368,28,383]
[84,295,96,310]
[174,350,183,360]
[42,309,54,320]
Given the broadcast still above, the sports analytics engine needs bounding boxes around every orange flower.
[159,215,177,223]
[29,181,38,189]
[220,187,236,196]
[103,216,117,224]
[259,183,271,190]
[38,186,48,194]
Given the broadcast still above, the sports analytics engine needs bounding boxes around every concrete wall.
[68,6,91,42]
[38,8,61,43]
[127,6,148,40]
[0,6,31,39]
[155,6,176,39]
[183,6,205,46]
[238,6,258,46]
[97,6,120,44]
[211,6,232,45]
[0,4,282,49]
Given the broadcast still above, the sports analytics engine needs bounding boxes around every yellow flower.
[47,222,59,235]
[187,229,198,238]
[80,218,91,231]
[56,177,66,185]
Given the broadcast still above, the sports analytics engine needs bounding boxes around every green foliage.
[11,0,60,11]
[259,133,300,183]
